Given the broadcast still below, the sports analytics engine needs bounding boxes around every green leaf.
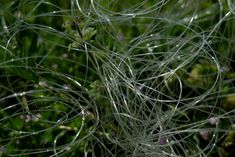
[10,118,24,130]
[0,52,39,83]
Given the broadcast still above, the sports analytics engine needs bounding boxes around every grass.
[1,0,235,156]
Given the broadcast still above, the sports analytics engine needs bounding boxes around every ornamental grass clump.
[0,0,235,156]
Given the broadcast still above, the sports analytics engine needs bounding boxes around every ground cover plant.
[1,0,235,156]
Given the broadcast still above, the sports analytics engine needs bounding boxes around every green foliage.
[1,0,235,157]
